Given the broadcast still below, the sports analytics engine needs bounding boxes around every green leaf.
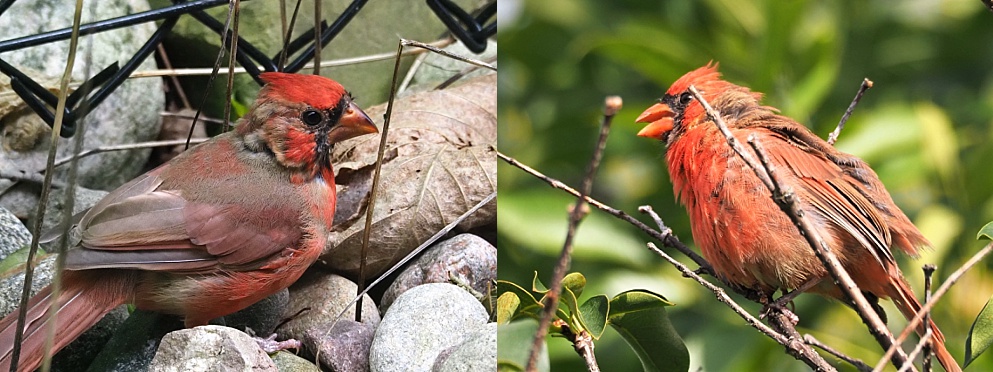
[579,295,609,340]
[532,272,549,293]
[977,221,993,241]
[562,272,587,299]
[966,295,993,367]
[0,245,47,273]
[498,319,549,372]
[497,292,522,325]
[608,290,688,372]
[497,280,543,321]
[559,282,587,333]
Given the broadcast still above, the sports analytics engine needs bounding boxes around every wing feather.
[760,128,895,268]
[66,136,311,273]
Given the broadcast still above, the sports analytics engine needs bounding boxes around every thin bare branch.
[495,151,712,274]
[130,39,455,78]
[874,242,993,371]
[640,205,834,371]
[527,96,619,371]
[804,334,872,372]
[828,78,873,145]
[13,1,84,370]
[50,138,209,168]
[922,264,936,372]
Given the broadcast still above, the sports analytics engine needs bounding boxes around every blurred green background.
[497,0,993,370]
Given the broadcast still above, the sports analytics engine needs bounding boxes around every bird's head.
[636,62,761,144]
[240,72,379,182]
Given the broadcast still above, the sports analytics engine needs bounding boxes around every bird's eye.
[301,109,323,126]
[679,92,693,105]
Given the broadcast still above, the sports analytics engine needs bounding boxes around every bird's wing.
[757,126,895,268]
[66,141,306,274]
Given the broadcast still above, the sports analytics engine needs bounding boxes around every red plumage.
[0,73,378,371]
[637,64,960,372]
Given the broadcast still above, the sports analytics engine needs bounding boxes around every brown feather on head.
[237,73,378,182]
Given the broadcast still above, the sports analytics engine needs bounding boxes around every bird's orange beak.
[327,99,378,144]
[635,103,675,140]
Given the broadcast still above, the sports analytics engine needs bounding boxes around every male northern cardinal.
[0,72,378,371]
[636,63,960,371]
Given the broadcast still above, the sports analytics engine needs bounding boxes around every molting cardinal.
[0,72,378,371]
[636,63,960,371]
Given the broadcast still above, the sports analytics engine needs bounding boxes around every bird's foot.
[760,301,800,326]
[254,333,302,353]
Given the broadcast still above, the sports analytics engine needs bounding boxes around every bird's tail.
[888,276,961,372]
[0,271,131,372]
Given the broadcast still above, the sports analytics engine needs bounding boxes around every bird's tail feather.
[889,276,961,372]
[0,271,130,372]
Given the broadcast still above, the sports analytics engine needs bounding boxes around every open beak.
[327,98,378,144]
[635,103,675,140]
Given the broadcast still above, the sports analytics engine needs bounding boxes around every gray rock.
[277,271,379,343]
[220,288,290,337]
[381,234,496,312]
[41,185,109,235]
[402,40,498,96]
[303,319,374,372]
[0,207,31,260]
[50,306,130,372]
[270,351,319,372]
[432,322,496,372]
[0,254,56,318]
[149,325,276,372]
[84,309,183,372]
[369,283,488,372]
[0,0,164,204]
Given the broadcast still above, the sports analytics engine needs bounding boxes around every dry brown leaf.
[323,74,496,277]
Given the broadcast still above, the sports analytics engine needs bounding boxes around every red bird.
[0,72,378,371]
[636,63,959,371]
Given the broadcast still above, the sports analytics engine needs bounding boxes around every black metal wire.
[426,0,496,53]
[283,0,369,72]
[0,0,228,53]
[0,0,495,138]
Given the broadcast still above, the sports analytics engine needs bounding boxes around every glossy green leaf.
[562,272,587,299]
[532,272,549,293]
[498,319,549,372]
[977,221,993,241]
[608,290,688,372]
[497,280,543,321]
[966,295,993,367]
[579,295,609,340]
[497,292,522,325]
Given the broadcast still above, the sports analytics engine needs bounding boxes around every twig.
[527,96,620,372]
[647,243,833,371]
[130,39,455,78]
[401,39,495,71]
[221,0,241,131]
[50,138,209,168]
[495,151,712,274]
[873,242,993,371]
[899,331,934,372]
[804,334,872,372]
[687,84,911,370]
[160,111,225,126]
[575,332,599,372]
[827,78,873,145]
[922,265,936,372]
[11,0,84,369]
[640,205,833,370]
[560,322,600,372]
